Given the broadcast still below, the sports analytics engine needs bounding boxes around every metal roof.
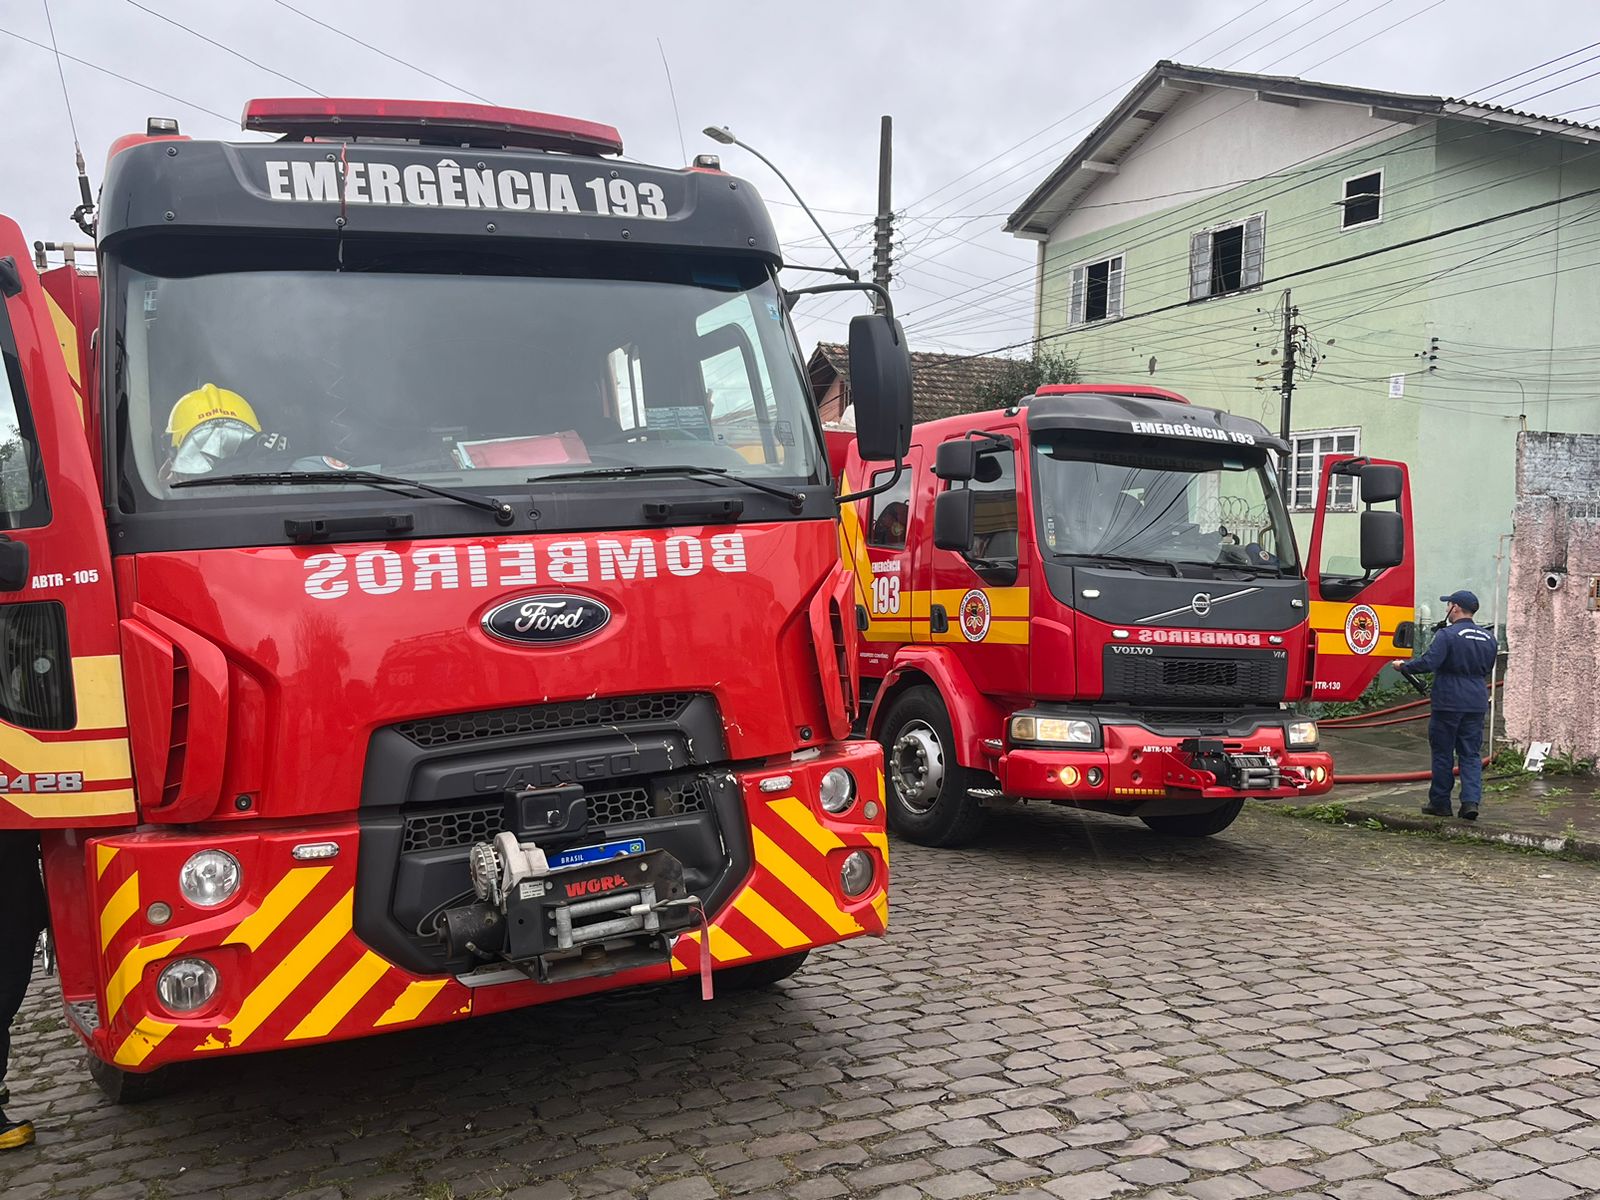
[1005,60,1600,238]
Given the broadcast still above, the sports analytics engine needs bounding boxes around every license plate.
[549,837,646,870]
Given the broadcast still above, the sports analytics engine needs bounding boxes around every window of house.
[1188,213,1265,301]
[1290,428,1360,512]
[1341,170,1382,229]
[1069,254,1124,326]
[866,467,912,549]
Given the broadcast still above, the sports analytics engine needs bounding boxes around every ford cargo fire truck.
[838,384,1414,846]
[0,98,911,1099]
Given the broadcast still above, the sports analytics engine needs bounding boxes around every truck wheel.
[717,950,809,990]
[1140,798,1246,838]
[87,1054,177,1104]
[880,687,986,847]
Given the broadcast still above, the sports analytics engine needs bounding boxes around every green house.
[1006,61,1600,627]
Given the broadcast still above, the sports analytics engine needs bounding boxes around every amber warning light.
[241,98,624,156]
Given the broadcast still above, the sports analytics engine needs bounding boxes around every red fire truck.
[0,98,911,1099]
[837,384,1414,846]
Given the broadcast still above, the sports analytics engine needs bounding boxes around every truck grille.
[396,693,698,748]
[1103,648,1286,705]
[400,773,715,853]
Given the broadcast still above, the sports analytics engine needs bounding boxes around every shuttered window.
[1188,213,1266,300]
[1069,254,1125,326]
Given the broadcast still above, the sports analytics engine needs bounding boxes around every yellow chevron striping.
[733,886,811,951]
[709,926,750,962]
[751,828,858,937]
[865,830,889,863]
[100,872,139,952]
[285,950,392,1041]
[0,725,131,779]
[221,890,353,1047]
[374,977,447,1028]
[225,867,332,951]
[95,843,120,879]
[73,657,131,731]
[105,937,183,1021]
[112,1017,176,1068]
[770,797,845,856]
[872,893,889,928]
[4,788,136,820]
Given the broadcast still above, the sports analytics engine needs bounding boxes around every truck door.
[842,448,922,677]
[926,426,1030,695]
[0,220,133,829]
[1304,454,1416,702]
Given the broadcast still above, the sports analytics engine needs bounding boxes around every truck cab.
[841,384,1414,846]
[1,98,911,1097]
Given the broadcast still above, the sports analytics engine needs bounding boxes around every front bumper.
[74,741,886,1072]
[996,721,1332,806]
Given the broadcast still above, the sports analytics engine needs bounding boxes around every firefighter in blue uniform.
[1398,590,1498,820]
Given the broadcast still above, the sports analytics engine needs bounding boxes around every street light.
[703,125,858,281]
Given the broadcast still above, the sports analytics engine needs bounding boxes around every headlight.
[839,850,874,898]
[1286,720,1319,748]
[819,767,856,814]
[179,849,241,908]
[1010,715,1097,745]
[156,958,218,1013]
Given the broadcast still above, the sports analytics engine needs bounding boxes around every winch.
[437,831,699,984]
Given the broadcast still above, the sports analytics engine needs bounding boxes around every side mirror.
[847,313,912,462]
[1360,510,1404,571]
[1359,463,1403,504]
[0,536,28,592]
[933,488,974,552]
[934,440,977,481]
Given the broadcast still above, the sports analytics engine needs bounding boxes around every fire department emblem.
[1344,604,1380,656]
[959,589,991,642]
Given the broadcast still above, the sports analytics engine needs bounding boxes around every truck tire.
[1140,798,1246,837]
[87,1054,178,1104]
[717,950,809,991]
[879,687,986,847]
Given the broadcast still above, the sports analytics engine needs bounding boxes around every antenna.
[656,38,688,164]
[41,0,95,236]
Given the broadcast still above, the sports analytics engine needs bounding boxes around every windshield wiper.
[1075,553,1181,578]
[528,463,808,514]
[173,470,516,525]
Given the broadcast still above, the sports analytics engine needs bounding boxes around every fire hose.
[1328,672,1507,785]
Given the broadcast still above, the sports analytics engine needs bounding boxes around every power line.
[268,0,491,104]
[938,182,1600,363]
[0,24,234,123]
[124,0,326,95]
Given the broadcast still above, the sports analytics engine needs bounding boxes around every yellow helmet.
[166,383,259,449]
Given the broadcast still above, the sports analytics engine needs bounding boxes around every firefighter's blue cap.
[1440,589,1479,613]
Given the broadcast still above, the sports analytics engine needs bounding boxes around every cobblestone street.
[4,807,1600,1200]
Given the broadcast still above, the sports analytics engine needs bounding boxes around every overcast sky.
[3,0,1597,360]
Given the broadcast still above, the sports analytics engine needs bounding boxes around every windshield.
[115,245,819,505]
[1033,433,1300,573]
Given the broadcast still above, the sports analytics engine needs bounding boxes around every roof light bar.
[242,98,623,156]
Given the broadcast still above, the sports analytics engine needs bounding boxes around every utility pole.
[1278,288,1296,493]
[872,115,893,313]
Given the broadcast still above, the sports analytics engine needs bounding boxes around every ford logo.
[481,594,611,646]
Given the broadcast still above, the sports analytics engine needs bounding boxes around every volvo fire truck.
[838,384,1414,846]
[0,98,911,1099]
